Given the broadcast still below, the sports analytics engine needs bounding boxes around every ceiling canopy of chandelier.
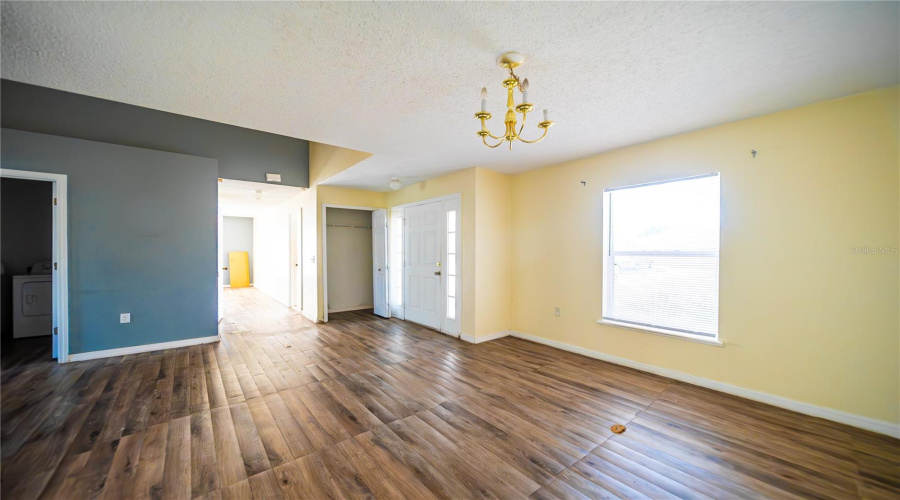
[475,52,554,150]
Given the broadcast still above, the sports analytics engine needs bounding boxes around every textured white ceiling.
[219,179,304,218]
[2,2,898,191]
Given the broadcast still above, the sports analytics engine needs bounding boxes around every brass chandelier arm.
[516,112,528,138]
[516,126,549,144]
[484,128,504,140]
[482,135,506,148]
[478,116,505,140]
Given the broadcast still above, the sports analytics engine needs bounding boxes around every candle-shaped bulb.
[522,79,529,103]
[543,109,549,122]
[480,87,487,98]
[480,87,487,112]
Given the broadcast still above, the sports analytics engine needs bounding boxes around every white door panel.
[404,201,443,329]
[372,209,389,318]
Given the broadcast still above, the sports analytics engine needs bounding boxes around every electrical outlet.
[554,307,560,317]
[120,313,131,324]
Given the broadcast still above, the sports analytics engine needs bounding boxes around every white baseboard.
[68,335,220,362]
[328,305,374,313]
[460,329,510,344]
[510,330,900,438]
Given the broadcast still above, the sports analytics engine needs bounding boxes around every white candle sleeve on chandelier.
[523,90,529,104]
[543,109,549,122]
[480,87,487,112]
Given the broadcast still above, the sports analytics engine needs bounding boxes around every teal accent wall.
[1,128,218,353]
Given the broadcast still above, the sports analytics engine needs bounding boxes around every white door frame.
[217,208,224,321]
[391,193,462,337]
[321,203,381,323]
[0,169,70,363]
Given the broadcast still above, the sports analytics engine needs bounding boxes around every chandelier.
[475,52,554,149]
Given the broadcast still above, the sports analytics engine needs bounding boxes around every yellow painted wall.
[474,168,513,336]
[309,142,372,186]
[510,86,900,424]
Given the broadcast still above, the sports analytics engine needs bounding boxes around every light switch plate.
[120,313,131,324]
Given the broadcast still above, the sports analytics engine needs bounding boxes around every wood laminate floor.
[2,287,898,499]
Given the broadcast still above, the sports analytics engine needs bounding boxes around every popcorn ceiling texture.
[2,2,898,190]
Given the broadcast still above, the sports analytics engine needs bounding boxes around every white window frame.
[598,173,723,347]
[389,208,405,319]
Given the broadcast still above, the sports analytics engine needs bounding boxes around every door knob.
[434,271,441,276]
[222,267,228,270]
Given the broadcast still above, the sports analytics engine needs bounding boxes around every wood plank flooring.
[2,287,898,499]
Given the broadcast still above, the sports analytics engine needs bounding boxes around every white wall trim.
[460,330,510,344]
[509,330,900,438]
[68,335,220,362]
[1,168,69,363]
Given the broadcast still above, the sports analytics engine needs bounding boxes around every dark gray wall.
[1,80,309,188]
[223,216,253,285]
[1,128,218,354]
[0,178,53,339]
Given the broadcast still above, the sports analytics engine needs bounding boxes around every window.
[389,209,404,318]
[602,173,720,340]
[446,209,458,320]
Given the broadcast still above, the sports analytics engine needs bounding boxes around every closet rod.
[326,224,372,229]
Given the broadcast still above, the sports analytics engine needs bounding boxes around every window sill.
[597,319,723,347]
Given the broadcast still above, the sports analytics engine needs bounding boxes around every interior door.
[372,209,389,318]
[404,201,443,329]
[290,211,303,310]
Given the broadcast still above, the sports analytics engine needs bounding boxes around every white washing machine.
[12,261,53,338]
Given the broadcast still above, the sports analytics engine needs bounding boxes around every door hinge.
[54,262,58,270]
[53,327,58,335]
[53,198,58,206]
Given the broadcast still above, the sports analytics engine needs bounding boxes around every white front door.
[404,201,443,330]
[372,209,389,318]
